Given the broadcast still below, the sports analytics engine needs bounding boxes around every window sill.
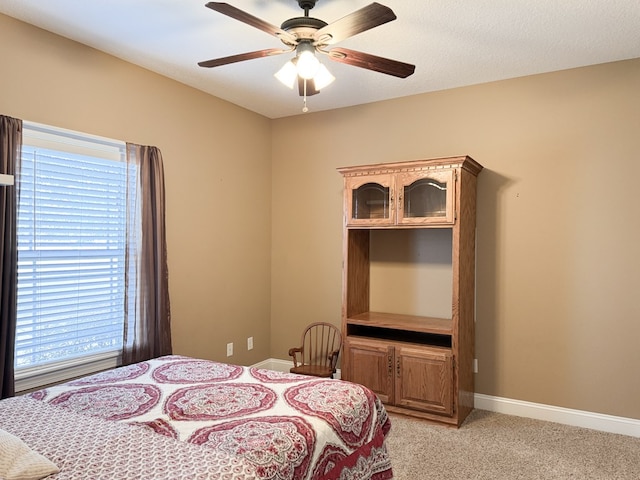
[15,351,121,393]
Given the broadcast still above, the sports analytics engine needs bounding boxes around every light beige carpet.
[385,409,640,479]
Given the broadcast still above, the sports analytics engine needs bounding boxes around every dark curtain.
[122,143,172,364]
[0,115,21,399]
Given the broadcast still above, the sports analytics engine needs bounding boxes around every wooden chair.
[288,322,343,378]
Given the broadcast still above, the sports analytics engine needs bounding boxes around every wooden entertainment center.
[337,156,482,426]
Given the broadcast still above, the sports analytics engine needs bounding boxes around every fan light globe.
[296,50,319,79]
[274,61,297,89]
[314,64,335,90]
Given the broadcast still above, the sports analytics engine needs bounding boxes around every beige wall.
[0,14,273,366]
[271,59,640,420]
[3,13,639,420]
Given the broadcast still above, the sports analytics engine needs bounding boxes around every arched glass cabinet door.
[397,170,455,225]
[345,174,395,225]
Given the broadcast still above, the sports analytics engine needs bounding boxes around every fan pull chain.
[302,79,309,113]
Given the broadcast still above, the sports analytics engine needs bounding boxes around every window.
[14,123,136,390]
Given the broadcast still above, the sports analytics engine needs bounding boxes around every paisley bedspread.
[5,355,393,479]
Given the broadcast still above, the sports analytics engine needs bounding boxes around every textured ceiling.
[1,0,639,118]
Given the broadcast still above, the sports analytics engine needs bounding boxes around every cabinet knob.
[396,358,401,377]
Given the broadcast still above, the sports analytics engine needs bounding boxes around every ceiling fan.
[198,1,415,107]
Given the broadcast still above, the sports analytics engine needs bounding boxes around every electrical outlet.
[226,342,233,357]
[473,359,478,373]
[247,337,253,350]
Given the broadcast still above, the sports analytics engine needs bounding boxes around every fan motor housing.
[281,16,327,31]
[281,16,328,40]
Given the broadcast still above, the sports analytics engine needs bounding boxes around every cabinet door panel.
[396,170,455,225]
[345,174,395,226]
[345,339,394,404]
[395,346,453,416]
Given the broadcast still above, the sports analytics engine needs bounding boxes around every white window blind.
[15,123,132,382]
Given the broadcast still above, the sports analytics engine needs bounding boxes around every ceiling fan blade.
[198,48,288,68]
[205,2,298,45]
[298,77,319,97]
[314,3,397,45]
[327,47,415,78]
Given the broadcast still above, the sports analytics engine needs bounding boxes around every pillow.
[0,428,59,480]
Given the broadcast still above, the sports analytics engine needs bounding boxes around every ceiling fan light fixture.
[274,60,297,89]
[275,55,334,91]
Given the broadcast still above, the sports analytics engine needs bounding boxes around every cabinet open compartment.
[346,322,452,349]
[344,228,453,320]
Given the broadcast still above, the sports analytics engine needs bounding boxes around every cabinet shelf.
[347,311,453,336]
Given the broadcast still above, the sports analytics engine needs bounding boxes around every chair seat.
[290,364,334,378]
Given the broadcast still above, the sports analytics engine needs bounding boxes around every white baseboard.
[251,358,341,379]
[253,358,639,438]
[474,393,640,438]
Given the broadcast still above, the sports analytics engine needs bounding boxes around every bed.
[0,355,393,480]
